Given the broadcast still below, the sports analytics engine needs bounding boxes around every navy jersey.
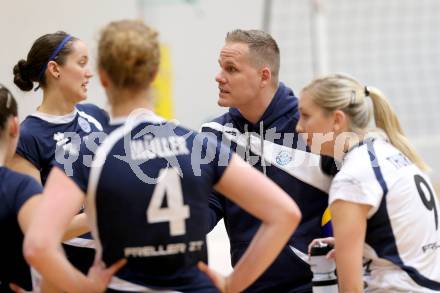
[16,103,108,185]
[70,119,123,193]
[16,103,108,274]
[0,167,42,292]
[87,112,232,292]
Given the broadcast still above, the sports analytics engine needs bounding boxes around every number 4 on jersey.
[147,168,190,236]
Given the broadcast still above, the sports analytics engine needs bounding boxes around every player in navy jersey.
[0,85,41,292]
[10,31,109,278]
[11,31,108,185]
[24,20,302,293]
[298,73,440,292]
[0,85,94,292]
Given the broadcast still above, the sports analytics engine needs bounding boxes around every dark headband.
[36,35,73,86]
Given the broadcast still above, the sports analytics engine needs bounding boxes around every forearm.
[335,252,364,293]
[62,213,90,241]
[213,155,300,292]
[331,200,369,293]
[40,277,63,293]
[227,219,296,292]
[25,243,92,293]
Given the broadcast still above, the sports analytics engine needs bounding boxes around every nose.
[85,68,93,79]
[215,70,225,84]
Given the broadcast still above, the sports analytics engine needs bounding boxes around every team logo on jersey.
[276,150,292,166]
[78,116,91,133]
[53,132,79,156]
[54,132,71,146]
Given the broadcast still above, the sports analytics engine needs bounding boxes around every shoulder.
[200,112,235,135]
[272,94,300,131]
[0,168,42,209]
[76,103,106,114]
[168,123,195,136]
[2,168,42,190]
[19,115,47,134]
[17,116,50,153]
[76,103,109,123]
[342,144,374,175]
[211,112,233,125]
[329,143,385,210]
[334,143,382,189]
[76,103,109,132]
[343,139,402,178]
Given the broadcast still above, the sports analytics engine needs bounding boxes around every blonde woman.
[297,73,440,292]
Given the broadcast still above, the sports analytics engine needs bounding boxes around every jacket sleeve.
[207,191,226,232]
[200,123,228,232]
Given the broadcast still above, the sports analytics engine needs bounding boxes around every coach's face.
[215,42,261,109]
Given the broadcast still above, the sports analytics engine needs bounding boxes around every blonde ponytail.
[368,86,430,171]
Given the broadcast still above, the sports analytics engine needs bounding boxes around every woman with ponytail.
[10,31,109,280]
[298,73,440,292]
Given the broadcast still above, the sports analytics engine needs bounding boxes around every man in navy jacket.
[201,29,335,292]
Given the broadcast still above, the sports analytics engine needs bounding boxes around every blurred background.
[1,0,439,274]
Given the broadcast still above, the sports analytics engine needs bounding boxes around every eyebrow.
[219,60,237,67]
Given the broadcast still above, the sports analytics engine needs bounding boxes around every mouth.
[219,87,230,95]
[81,82,89,91]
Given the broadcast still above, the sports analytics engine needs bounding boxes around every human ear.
[9,117,19,138]
[260,67,272,87]
[333,110,346,132]
[47,61,61,79]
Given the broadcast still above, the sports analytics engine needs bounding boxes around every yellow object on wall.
[151,45,173,120]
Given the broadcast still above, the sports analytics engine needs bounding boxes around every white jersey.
[329,138,440,292]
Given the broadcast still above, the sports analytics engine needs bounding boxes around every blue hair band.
[35,35,73,90]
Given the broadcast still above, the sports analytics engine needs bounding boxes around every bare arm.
[17,193,88,293]
[16,186,90,242]
[23,167,124,293]
[62,213,90,241]
[17,196,41,234]
[10,150,87,239]
[330,200,370,293]
[200,154,301,293]
[10,153,90,240]
[8,154,41,184]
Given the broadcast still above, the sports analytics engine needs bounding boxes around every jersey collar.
[30,108,78,124]
[109,109,166,126]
